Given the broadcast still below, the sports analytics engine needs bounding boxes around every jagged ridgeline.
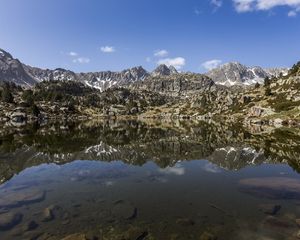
[0,47,300,125]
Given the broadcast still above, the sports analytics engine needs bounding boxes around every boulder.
[9,107,27,123]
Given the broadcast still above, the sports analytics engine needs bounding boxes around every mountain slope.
[0,48,290,91]
[207,62,288,86]
[0,49,37,86]
[0,48,150,90]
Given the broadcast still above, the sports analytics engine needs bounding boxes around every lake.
[1,120,300,240]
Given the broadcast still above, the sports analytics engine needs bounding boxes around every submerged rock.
[23,220,39,231]
[239,177,300,199]
[61,233,87,240]
[42,205,65,222]
[295,219,300,227]
[112,201,137,220]
[42,207,54,222]
[0,212,23,231]
[176,218,195,226]
[0,189,46,208]
[199,231,217,240]
[262,216,296,232]
[259,204,281,215]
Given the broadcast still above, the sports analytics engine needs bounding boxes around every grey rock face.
[24,66,78,82]
[207,62,288,86]
[78,66,149,91]
[25,65,149,91]
[133,73,215,97]
[0,48,37,86]
[265,68,289,77]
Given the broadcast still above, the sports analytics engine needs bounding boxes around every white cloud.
[73,57,90,64]
[100,46,116,53]
[158,57,186,69]
[69,51,78,57]
[233,0,300,16]
[154,49,169,57]
[211,0,223,8]
[202,59,222,71]
[288,9,297,16]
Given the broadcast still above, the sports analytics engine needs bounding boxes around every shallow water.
[1,120,300,240]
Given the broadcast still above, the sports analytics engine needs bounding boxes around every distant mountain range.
[206,62,289,86]
[0,48,289,89]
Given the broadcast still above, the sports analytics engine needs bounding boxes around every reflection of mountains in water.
[1,120,300,183]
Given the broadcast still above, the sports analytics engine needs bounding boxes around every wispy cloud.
[154,49,169,57]
[211,0,223,9]
[202,59,222,71]
[100,46,116,53]
[233,0,300,16]
[158,57,186,70]
[73,57,90,64]
[67,51,90,64]
[288,9,297,16]
[194,7,202,15]
[146,57,151,63]
[68,51,78,57]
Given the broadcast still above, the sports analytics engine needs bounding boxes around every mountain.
[207,62,288,86]
[0,49,37,86]
[79,66,149,91]
[151,64,178,77]
[0,48,150,91]
[24,65,150,91]
[0,48,290,90]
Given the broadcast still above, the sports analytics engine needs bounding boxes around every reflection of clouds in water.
[78,170,91,176]
[203,163,221,173]
[104,181,114,186]
[159,164,185,176]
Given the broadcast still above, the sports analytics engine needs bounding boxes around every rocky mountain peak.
[0,48,13,59]
[0,48,37,86]
[152,64,178,77]
[121,66,149,80]
[168,65,178,74]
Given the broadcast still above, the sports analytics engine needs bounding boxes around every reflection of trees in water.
[0,120,300,183]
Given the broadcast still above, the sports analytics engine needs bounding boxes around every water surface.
[1,120,300,240]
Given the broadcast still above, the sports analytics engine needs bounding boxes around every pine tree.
[1,87,14,103]
[31,104,40,117]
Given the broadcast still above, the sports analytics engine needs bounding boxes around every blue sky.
[0,0,299,73]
